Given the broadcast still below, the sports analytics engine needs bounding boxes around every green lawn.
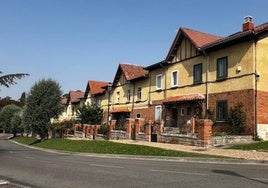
[227,140,268,151]
[13,137,223,158]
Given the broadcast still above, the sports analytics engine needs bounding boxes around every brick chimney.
[243,16,254,32]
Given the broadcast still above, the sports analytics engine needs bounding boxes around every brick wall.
[133,106,155,122]
[209,89,255,134]
[257,90,268,124]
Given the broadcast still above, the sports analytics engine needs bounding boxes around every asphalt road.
[0,134,268,188]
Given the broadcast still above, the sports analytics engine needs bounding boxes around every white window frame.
[171,70,178,87]
[137,87,142,101]
[155,105,162,121]
[156,74,162,90]
[180,108,185,116]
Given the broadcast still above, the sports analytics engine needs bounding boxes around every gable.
[112,64,148,86]
[173,37,200,62]
[166,27,222,62]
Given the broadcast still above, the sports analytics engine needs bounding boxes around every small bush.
[228,102,246,134]
[98,123,108,135]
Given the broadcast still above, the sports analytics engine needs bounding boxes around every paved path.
[111,140,268,161]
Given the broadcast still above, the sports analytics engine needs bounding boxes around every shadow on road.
[212,169,268,185]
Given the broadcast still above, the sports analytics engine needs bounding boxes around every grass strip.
[13,137,224,158]
[227,140,268,151]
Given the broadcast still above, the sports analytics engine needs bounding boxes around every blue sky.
[1,0,268,100]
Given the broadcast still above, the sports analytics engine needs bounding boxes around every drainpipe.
[132,82,136,119]
[160,61,167,100]
[254,38,258,140]
[200,48,210,119]
[160,61,168,123]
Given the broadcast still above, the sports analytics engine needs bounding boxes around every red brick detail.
[208,89,255,134]
[257,90,268,124]
[132,106,155,122]
[125,118,134,138]
[134,118,144,134]
[243,22,254,32]
[197,119,213,141]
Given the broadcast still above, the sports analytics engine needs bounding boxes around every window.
[137,87,142,101]
[217,57,228,80]
[180,108,185,116]
[126,89,131,103]
[116,92,120,104]
[193,63,202,84]
[216,100,228,121]
[187,107,192,116]
[97,99,102,106]
[156,74,162,90]
[171,70,178,87]
[155,105,162,121]
[136,114,141,118]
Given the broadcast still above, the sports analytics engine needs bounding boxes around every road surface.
[0,134,268,188]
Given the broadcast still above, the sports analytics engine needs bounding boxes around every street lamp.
[106,82,112,140]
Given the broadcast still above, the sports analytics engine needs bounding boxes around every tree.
[23,78,63,140]
[0,104,22,134]
[0,71,29,88]
[19,92,27,106]
[228,102,246,134]
[11,111,23,137]
[77,103,103,125]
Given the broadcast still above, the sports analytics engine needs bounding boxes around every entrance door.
[171,108,178,127]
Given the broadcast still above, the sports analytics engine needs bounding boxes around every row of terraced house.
[58,17,268,142]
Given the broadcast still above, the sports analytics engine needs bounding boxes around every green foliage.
[0,104,22,133]
[77,103,103,125]
[23,78,63,140]
[52,119,75,137]
[227,140,268,151]
[98,123,108,135]
[0,71,29,88]
[11,111,24,136]
[228,102,246,134]
[13,137,224,158]
[19,92,27,106]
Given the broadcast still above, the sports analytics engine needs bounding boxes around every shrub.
[98,123,108,135]
[228,102,246,134]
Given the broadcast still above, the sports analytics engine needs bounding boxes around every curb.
[10,140,268,165]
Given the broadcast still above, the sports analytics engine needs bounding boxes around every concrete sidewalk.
[111,140,268,161]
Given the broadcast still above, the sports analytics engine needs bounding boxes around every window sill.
[170,85,178,89]
[193,81,203,85]
[156,88,163,92]
[216,77,227,82]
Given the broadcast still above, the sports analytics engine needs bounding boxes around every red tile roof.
[166,27,222,61]
[61,98,67,105]
[113,63,148,84]
[120,64,148,81]
[166,21,268,61]
[163,93,205,104]
[69,90,84,103]
[203,21,268,49]
[181,27,222,48]
[86,80,109,96]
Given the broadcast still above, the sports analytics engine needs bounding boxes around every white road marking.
[252,177,268,182]
[149,169,207,176]
[90,164,124,169]
[0,180,9,185]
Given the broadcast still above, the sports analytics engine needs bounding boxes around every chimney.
[242,16,254,32]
